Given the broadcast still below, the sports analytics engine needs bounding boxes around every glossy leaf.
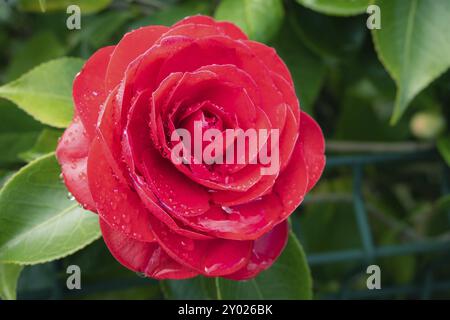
[372,0,450,123]
[18,0,111,14]
[19,129,62,162]
[292,5,366,61]
[4,32,65,82]
[161,277,217,300]
[296,0,370,16]
[0,58,84,128]
[75,11,134,51]
[0,263,23,300]
[270,19,326,113]
[0,101,42,166]
[38,0,46,12]
[130,0,213,29]
[215,0,284,43]
[0,153,101,264]
[217,232,312,299]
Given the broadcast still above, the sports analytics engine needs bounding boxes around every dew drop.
[180,238,195,251]
[221,206,236,214]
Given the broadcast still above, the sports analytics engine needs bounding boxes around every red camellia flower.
[57,15,325,280]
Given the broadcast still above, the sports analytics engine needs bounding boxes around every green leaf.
[130,0,213,29]
[296,0,371,16]
[372,0,450,123]
[0,58,84,128]
[215,0,285,43]
[18,0,112,14]
[437,135,450,166]
[0,153,101,265]
[217,232,312,299]
[0,171,15,188]
[38,0,46,12]
[270,19,326,113]
[161,276,217,300]
[73,11,134,51]
[19,129,62,162]
[0,101,43,166]
[4,31,66,82]
[0,263,23,300]
[291,4,366,62]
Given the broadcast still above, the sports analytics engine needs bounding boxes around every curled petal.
[273,140,309,219]
[118,35,195,128]
[157,23,227,44]
[279,104,299,171]
[123,88,211,217]
[56,116,95,211]
[133,175,213,240]
[73,46,115,138]
[100,218,197,279]
[180,194,284,240]
[105,25,169,92]
[156,36,286,129]
[173,15,248,40]
[211,173,278,207]
[149,215,252,276]
[298,112,326,192]
[226,220,289,280]
[88,138,155,242]
[244,40,294,87]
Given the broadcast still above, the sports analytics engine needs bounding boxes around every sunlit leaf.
[372,0,450,123]
[0,263,23,300]
[18,0,111,14]
[0,153,101,265]
[215,0,284,43]
[296,0,371,16]
[0,58,84,128]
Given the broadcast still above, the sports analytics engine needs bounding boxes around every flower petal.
[244,40,294,87]
[179,194,283,240]
[149,215,252,276]
[100,218,197,279]
[56,116,95,211]
[173,15,248,40]
[123,88,212,217]
[226,220,289,280]
[105,25,169,92]
[88,137,155,242]
[273,139,309,218]
[73,46,115,138]
[298,111,326,192]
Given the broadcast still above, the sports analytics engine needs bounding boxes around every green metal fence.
[306,149,450,299]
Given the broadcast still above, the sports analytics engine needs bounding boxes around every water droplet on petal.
[221,206,236,214]
[180,238,195,251]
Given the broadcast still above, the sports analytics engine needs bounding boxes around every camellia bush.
[0,0,449,300]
